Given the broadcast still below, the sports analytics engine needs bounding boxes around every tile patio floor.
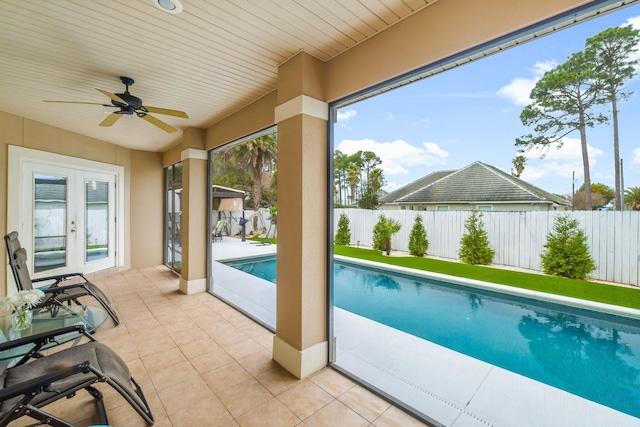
[18,265,429,427]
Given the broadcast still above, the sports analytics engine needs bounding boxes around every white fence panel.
[333,208,640,286]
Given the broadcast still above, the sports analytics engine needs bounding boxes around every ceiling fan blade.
[43,100,108,105]
[99,113,123,127]
[144,106,189,118]
[139,113,177,133]
[96,89,127,105]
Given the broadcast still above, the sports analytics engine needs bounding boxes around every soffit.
[0,0,436,152]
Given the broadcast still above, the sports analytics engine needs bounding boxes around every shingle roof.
[382,170,454,204]
[384,161,569,206]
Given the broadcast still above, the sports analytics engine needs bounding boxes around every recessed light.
[152,0,183,14]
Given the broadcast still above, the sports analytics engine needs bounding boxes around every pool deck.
[212,237,640,427]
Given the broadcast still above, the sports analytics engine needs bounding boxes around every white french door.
[20,164,117,276]
[8,146,124,283]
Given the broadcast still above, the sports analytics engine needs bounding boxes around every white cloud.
[497,60,557,106]
[633,146,640,164]
[336,138,449,177]
[519,137,604,182]
[337,109,357,122]
[380,112,395,120]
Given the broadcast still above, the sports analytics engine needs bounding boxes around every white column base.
[179,277,206,294]
[273,335,328,379]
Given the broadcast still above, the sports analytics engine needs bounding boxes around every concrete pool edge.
[334,255,640,320]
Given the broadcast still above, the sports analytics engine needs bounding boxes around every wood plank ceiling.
[0,0,436,151]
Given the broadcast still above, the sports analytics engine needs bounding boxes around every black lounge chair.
[4,231,120,325]
[0,324,154,426]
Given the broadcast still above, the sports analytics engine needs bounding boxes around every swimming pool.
[223,256,640,418]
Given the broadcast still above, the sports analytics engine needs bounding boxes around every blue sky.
[334,5,640,198]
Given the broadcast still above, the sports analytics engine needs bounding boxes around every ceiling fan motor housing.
[113,93,143,109]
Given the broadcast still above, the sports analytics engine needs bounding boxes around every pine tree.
[334,213,351,246]
[408,215,429,257]
[459,210,494,265]
[541,215,595,279]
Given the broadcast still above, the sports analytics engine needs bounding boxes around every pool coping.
[335,255,640,320]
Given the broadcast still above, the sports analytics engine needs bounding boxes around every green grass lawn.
[334,245,640,310]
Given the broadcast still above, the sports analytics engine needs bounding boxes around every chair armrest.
[0,325,88,353]
[0,361,91,402]
[38,282,90,294]
[32,272,88,287]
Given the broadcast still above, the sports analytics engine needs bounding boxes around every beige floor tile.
[157,377,216,415]
[372,406,429,427]
[168,394,234,427]
[141,346,187,371]
[339,385,392,422]
[236,398,300,427]
[256,366,301,395]
[190,346,235,374]
[308,368,355,398]
[277,379,334,420]
[179,336,220,359]
[202,360,253,394]
[148,359,201,389]
[224,337,265,359]
[218,378,274,417]
[236,349,279,376]
[303,400,369,427]
[167,324,211,346]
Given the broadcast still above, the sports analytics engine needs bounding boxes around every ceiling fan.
[44,76,189,133]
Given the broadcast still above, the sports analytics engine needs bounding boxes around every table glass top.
[0,305,108,361]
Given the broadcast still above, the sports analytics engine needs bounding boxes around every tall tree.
[585,26,640,211]
[333,150,349,205]
[231,133,277,210]
[516,50,608,210]
[512,154,527,177]
[346,163,361,205]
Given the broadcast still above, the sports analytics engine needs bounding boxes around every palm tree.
[232,133,277,210]
[346,163,361,205]
[624,187,640,211]
[512,155,527,177]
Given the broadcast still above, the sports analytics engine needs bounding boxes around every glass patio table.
[0,305,108,361]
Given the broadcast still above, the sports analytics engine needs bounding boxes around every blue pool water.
[223,256,640,418]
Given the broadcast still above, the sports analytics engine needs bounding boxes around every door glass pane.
[33,174,67,273]
[85,179,109,262]
[165,163,182,273]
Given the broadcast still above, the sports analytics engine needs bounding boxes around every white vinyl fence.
[334,209,640,286]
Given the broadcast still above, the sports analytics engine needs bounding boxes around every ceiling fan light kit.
[44,76,188,133]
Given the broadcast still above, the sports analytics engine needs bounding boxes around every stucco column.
[273,52,328,378]
[179,127,208,294]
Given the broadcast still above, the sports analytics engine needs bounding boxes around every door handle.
[70,220,76,233]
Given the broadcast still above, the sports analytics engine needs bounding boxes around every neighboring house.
[382,161,570,211]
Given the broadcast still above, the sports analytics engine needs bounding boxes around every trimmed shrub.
[373,215,402,255]
[335,213,351,246]
[408,215,429,257]
[541,215,596,279]
[459,210,495,265]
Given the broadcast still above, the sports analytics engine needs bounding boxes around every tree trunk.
[611,94,622,211]
[578,122,592,210]
[252,157,263,232]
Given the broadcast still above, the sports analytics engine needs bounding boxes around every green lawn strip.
[334,245,640,310]
[246,236,277,244]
